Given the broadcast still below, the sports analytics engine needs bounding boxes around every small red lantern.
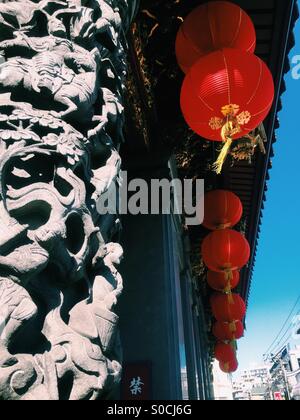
[203,190,243,230]
[201,229,250,272]
[210,293,246,322]
[214,342,236,363]
[219,359,238,373]
[212,320,244,341]
[207,270,240,292]
[176,1,256,73]
[180,48,274,172]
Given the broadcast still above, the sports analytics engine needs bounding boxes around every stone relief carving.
[0,0,138,400]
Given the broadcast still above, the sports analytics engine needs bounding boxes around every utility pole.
[279,358,291,400]
[268,353,291,400]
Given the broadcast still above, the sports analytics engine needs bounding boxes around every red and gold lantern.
[210,293,246,322]
[207,270,240,292]
[203,190,243,230]
[214,342,236,363]
[176,1,256,73]
[180,48,274,172]
[219,359,238,373]
[212,320,244,341]
[201,229,250,273]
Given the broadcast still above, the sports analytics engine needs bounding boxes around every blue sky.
[236,9,300,373]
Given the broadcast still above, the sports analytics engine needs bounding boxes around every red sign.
[121,362,152,400]
[274,392,284,400]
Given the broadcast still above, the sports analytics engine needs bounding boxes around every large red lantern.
[219,359,238,373]
[176,1,256,73]
[180,48,274,172]
[181,49,274,141]
[201,229,250,272]
[210,293,246,322]
[214,342,236,363]
[207,270,240,292]
[212,320,244,341]
[203,190,243,230]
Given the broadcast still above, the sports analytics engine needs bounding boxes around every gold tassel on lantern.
[209,104,252,174]
[212,139,232,174]
[227,290,235,305]
[212,120,239,174]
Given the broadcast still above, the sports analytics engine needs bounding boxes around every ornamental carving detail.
[0,0,138,400]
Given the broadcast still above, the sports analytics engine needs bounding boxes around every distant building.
[233,365,271,400]
[291,373,300,400]
[251,385,269,401]
[233,390,249,401]
[212,361,233,401]
[269,345,300,400]
[241,366,270,384]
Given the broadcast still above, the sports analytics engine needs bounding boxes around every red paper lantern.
[203,190,243,230]
[207,270,240,292]
[180,48,274,142]
[176,1,256,73]
[201,229,250,272]
[214,342,236,363]
[219,359,238,373]
[212,320,244,341]
[210,293,246,322]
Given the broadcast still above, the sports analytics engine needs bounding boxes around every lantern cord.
[224,282,232,293]
[230,340,237,352]
[212,120,240,174]
[224,269,234,293]
[227,290,234,305]
[216,223,232,230]
[225,269,234,282]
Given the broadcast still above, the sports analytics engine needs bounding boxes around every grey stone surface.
[0,0,137,400]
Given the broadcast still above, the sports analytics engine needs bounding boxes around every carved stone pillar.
[0,0,138,400]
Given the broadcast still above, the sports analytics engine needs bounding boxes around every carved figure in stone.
[91,148,121,201]
[88,87,124,139]
[94,0,122,47]
[0,0,139,400]
[0,1,70,41]
[69,1,121,49]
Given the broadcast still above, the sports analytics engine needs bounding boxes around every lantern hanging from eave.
[210,293,246,322]
[219,358,238,373]
[176,1,256,74]
[207,270,240,292]
[212,320,244,341]
[203,189,243,230]
[201,229,250,272]
[180,48,274,173]
[214,342,236,363]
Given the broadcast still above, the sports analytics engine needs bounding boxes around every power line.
[271,332,293,357]
[271,310,300,354]
[270,310,300,357]
[264,294,300,357]
[278,333,293,352]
